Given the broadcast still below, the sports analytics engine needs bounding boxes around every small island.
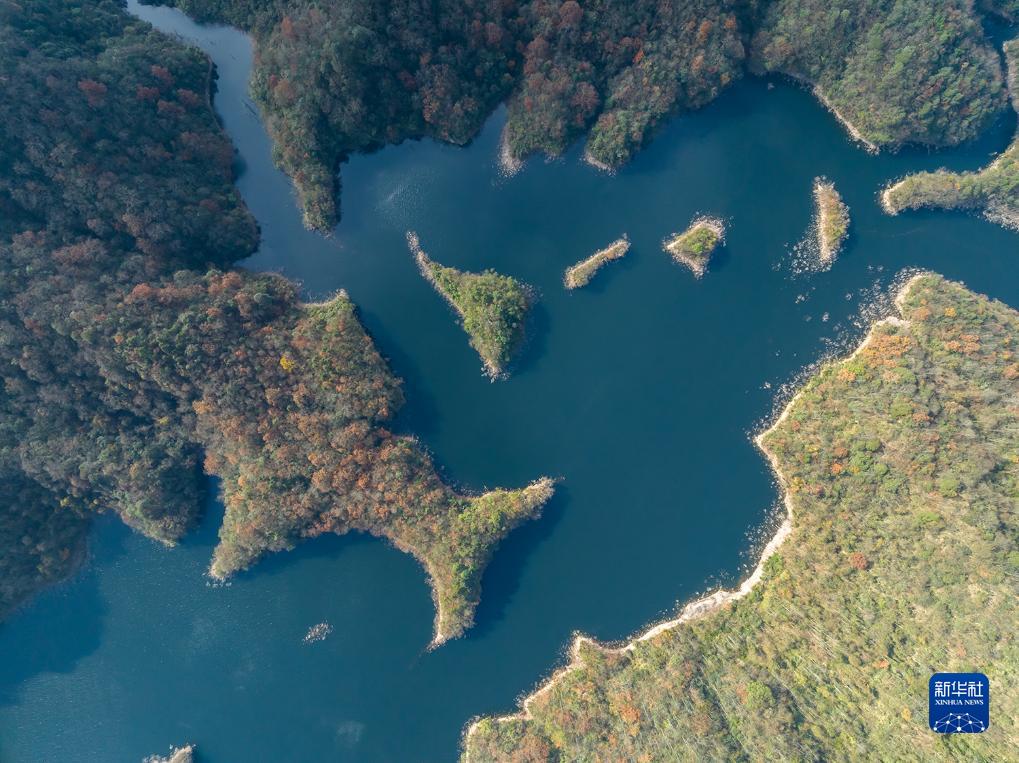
[145,745,194,763]
[408,232,534,378]
[303,622,332,644]
[813,178,850,266]
[563,237,630,289]
[881,37,1019,231]
[663,217,725,277]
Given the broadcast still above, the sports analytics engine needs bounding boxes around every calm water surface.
[1,4,1017,761]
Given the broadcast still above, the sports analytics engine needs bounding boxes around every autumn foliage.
[0,0,552,642]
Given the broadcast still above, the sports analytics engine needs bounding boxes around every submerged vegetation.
[162,0,1008,230]
[0,0,553,644]
[564,237,629,290]
[882,37,1019,231]
[409,232,534,378]
[465,274,1019,760]
[813,177,850,266]
[663,218,725,277]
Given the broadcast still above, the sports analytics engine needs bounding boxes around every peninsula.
[663,217,725,277]
[563,237,629,290]
[465,274,1019,760]
[408,232,534,379]
[0,0,554,646]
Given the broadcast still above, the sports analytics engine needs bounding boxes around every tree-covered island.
[409,232,534,379]
[663,217,725,278]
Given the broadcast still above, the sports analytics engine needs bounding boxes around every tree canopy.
[0,0,552,643]
[162,0,1008,230]
[465,274,1019,761]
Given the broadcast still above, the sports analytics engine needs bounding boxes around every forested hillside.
[751,1,1004,148]
[882,37,1019,230]
[158,0,1007,230]
[465,275,1019,761]
[0,0,552,644]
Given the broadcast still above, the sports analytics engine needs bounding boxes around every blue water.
[1,4,1017,761]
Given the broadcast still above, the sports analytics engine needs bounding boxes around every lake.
[1,4,1017,760]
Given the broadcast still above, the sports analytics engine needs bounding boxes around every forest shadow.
[714,240,734,274]
[356,304,442,440]
[231,529,379,584]
[573,245,640,297]
[509,299,551,378]
[0,516,131,707]
[469,484,569,639]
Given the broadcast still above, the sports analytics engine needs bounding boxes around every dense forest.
[465,275,1019,760]
[0,0,553,644]
[750,1,1004,148]
[882,37,1019,230]
[158,0,1009,231]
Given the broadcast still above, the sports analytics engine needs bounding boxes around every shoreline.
[407,230,533,380]
[986,201,1019,232]
[582,149,614,173]
[406,231,503,380]
[811,86,879,154]
[879,182,899,214]
[498,128,523,176]
[564,236,629,289]
[462,273,927,757]
[880,161,1019,232]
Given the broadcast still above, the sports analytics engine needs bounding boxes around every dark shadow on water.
[231,149,250,186]
[574,245,640,297]
[981,14,1019,50]
[0,515,132,707]
[358,305,442,440]
[509,299,550,378]
[470,485,569,639]
[230,530,379,583]
[178,476,226,550]
[707,242,733,275]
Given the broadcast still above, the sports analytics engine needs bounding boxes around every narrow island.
[465,274,1019,760]
[408,232,534,379]
[813,177,850,266]
[881,37,1019,230]
[663,217,725,277]
[563,237,629,289]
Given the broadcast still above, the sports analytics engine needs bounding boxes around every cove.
[1,3,1018,761]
